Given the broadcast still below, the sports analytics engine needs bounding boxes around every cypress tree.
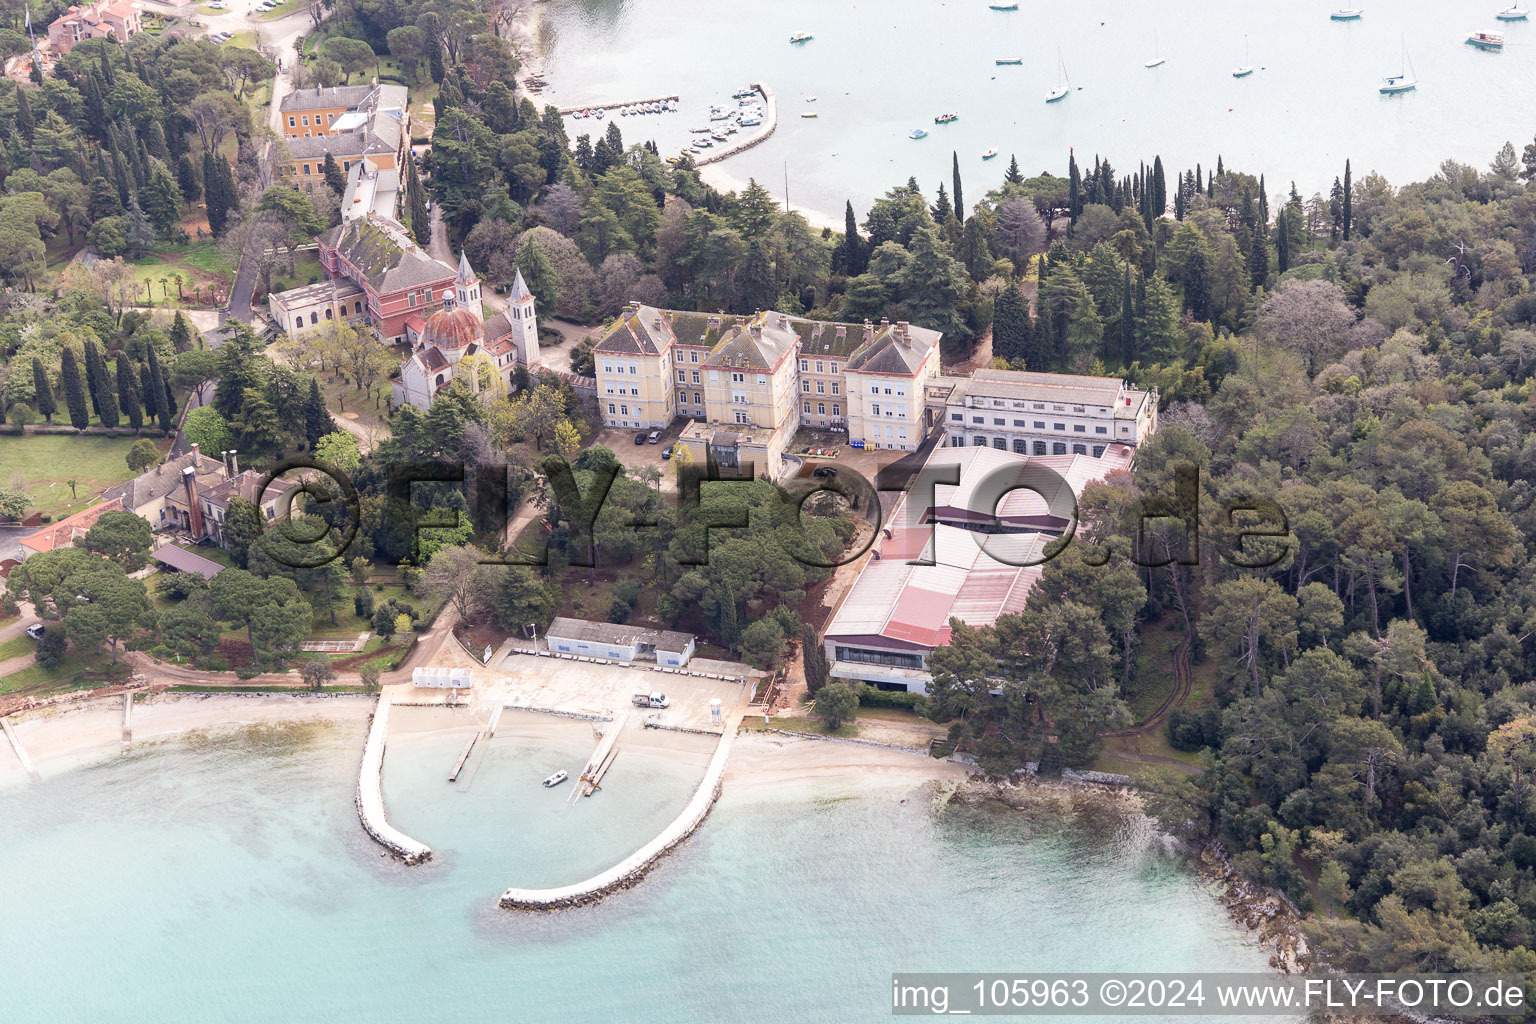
[1119,265,1136,367]
[951,150,964,224]
[99,52,114,88]
[1216,155,1224,177]
[802,626,828,695]
[203,151,228,236]
[147,345,173,431]
[1068,149,1082,221]
[1183,243,1212,321]
[177,154,202,204]
[718,583,740,651]
[992,282,1028,364]
[14,86,33,143]
[1342,159,1353,241]
[159,358,177,419]
[88,341,120,428]
[1248,228,1269,290]
[304,376,334,449]
[841,200,865,276]
[145,120,170,163]
[32,357,55,423]
[61,347,89,431]
[82,72,108,140]
[140,363,159,422]
[1276,211,1291,273]
[82,339,105,417]
[117,355,143,432]
[109,137,132,209]
[1257,172,1269,227]
[406,158,430,246]
[1152,156,1166,216]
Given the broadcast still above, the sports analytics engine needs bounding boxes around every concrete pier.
[558,94,680,116]
[1,716,41,783]
[121,691,134,745]
[499,716,738,910]
[355,692,432,865]
[695,82,776,168]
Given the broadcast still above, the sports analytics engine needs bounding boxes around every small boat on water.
[982,148,997,159]
[1467,29,1505,48]
[1145,30,1165,67]
[732,87,756,98]
[1496,4,1528,20]
[801,111,819,118]
[996,56,1022,65]
[542,770,568,788]
[1233,34,1254,77]
[805,95,817,102]
[989,2,1019,9]
[740,116,762,126]
[1046,48,1070,102]
[595,108,606,118]
[711,131,728,141]
[1380,35,1418,93]
[1330,9,1364,20]
[909,128,928,139]
[934,112,959,124]
[790,32,813,43]
[689,125,710,133]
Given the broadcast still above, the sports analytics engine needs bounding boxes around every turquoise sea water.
[536,0,1536,217]
[0,722,1288,1022]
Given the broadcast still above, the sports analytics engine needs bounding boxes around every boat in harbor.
[1046,48,1070,102]
[982,148,997,159]
[740,116,762,126]
[790,32,813,43]
[1467,29,1505,48]
[1496,4,1528,19]
[801,112,818,118]
[1330,9,1364,20]
[989,2,1019,9]
[1380,36,1418,93]
[732,87,756,98]
[689,125,709,133]
[1145,30,1165,67]
[1233,35,1255,77]
[996,56,1022,65]
[934,112,959,124]
[542,771,568,788]
[909,128,928,139]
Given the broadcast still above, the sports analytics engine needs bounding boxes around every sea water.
[0,721,1291,1022]
[536,0,1535,217]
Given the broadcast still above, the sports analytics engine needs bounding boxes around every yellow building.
[277,84,409,196]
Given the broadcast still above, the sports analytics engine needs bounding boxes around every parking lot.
[495,650,749,731]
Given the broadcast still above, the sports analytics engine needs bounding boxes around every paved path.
[0,603,38,644]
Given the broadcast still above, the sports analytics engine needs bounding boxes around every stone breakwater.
[497,725,736,910]
[695,82,775,168]
[355,693,432,865]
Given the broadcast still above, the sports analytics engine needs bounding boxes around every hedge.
[857,684,930,712]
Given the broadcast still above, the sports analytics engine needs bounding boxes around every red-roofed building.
[17,497,124,560]
[48,0,142,55]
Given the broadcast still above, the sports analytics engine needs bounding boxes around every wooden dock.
[1,716,40,782]
[572,710,629,802]
[448,733,479,782]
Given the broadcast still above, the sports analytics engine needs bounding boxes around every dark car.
[813,466,838,478]
[25,623,46,640]
[634,432,648,445]
[662,445,675,460]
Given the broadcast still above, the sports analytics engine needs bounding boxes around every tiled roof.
[151,545,225,580]
[280,84,376,113]
[545,616,694,654]
[705,313,798,372]
[420,305,482,349]
[320,214,456,294]
[20,497,124,554]
[101,451,205,510]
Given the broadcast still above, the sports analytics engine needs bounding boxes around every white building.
[544,617,696,667]
[940,369,1158,457]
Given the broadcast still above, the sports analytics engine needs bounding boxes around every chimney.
[229,451,239,476]
[863,320,874,344]
[182,467,204,538]
[835,326,846,342]
[190,442,200,468]
[778,314,790,330]
[897,321,912,347]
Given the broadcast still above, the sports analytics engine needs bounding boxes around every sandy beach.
[0,693,375,790]
[697,162,842,232]
[724,731,969,795]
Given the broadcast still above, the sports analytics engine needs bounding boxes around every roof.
[845,320,941,377]
[20,497,124,555]
[823,443,1134,650]
[593,305,745,356]
[151,545,225,580]
[285,130,367,160]
[319,214,456,295]
[545,617,694,654]
[420,303,482,349]
[101,451,216,511]
[458,251,477,286]
[267,278,364,310]
[197,470,301,512]
[280,84,377,113]
[705,313,798,372]
[955,368,1145,413]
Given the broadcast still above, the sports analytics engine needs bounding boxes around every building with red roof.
[17,497,124,560]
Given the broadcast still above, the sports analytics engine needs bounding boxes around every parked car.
[25,623,45,640]
[661,444,674,460]
[813,466,837,478]
[647,430,662,444]
[633,432,647,445]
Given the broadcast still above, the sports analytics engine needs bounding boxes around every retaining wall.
[354,694,432,865]
[498,725,736,910]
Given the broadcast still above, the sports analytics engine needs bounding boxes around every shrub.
[607,598,631,624]
[1166,707,1208,751]
[857,685,929,712]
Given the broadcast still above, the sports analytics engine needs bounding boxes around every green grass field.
[0,647,129,695]
[0,435,166,520]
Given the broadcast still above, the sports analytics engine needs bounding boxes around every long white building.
[940,369,1158,457]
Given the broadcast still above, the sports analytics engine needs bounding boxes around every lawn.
[127,241,236,308]
[0,647,130,695]
[0,435,169,520]
[268,250,323,294]
[0,634,33,661]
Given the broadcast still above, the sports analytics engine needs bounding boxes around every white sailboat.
[1379,35,1417,93]
[1145,30,1166,68]
[1496,4,1529,21]
[1233,35,1254,77]
[1045,49,1071,102]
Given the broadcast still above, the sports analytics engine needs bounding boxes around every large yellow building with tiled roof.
[592,305,944,477]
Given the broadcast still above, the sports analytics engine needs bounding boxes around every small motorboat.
[711,131,728,141]
[982,148,997,159]
[801,111,819,118]
[733,87,756,98]
[934,112,958,124]
[740,116,762,126]
[725,124,739,134]
[790,32,813,43]
[1467,29,1505,48]
[989,2,1019,9]
[542,770,568,788]
[909,128,928,139]
[595,108,605,118]
[996,56,1022,65]
[690,125,710,133]
[1330,9,1364,20]
[1496,4,1529,20]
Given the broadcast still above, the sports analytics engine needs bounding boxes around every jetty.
[1,715,41,782]
[448,733,478,782]
[572,709,628,801]
[355,691,432,865]
[694,81,776,168]
[558,94,680,116]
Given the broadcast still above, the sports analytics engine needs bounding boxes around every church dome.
[421,295,482,349]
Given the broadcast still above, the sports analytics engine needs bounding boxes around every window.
[1033,403,1045,410]
[829,363,838,373]
[731,372,745,384]
[1092,446,1105,458]
[734,410,749,424]
[816,381,825,394]
[814,403,823,415]
[803,402,811,413]
[870,385,880,395]
[1012,419,1026,427]
[677,391,687,405]
[872,403,881,416]
[971,415,984,424]
[325,309,333,320]
[993,418,1005,426]
[1053,443,1067,455]
[1054,423,1066,431]
[801,380,811,392]
[832,404,840,416]
[310,312,318,325]
[1073,425,1086,433]
[831,382,839,395]
[302,164,311,176]
[693,392,702,405]
[1034,421,1045,429]
[677,370,686,383]
[757,375,767,386]
[1073,444,1087,454]
[992,437,1006,450]
[602,364,612,375]
[408,292,417,307]
[1013,439,1028,454]
[690,351,698,362]
[608,403,616,414]
[688,370,698,385]
[1034,441,1047,455]
[800,359,809,371]
[815,361,824,373]
[288,116,296,127]
[951,413,962,421]
[628,364,638,375]
[884,387,892,395]
[302,115,310,125]
[1095,426,1107,434]
[620,404,629,416]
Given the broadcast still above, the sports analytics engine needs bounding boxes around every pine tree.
[740,238,777,313]
[322,153,347,197]
[992,281,1029,364]
[1342,159,1353,241]
[32,357,55,423]
[1068,149,1082,221]
[61,347,89,430]
[841,201,865,276]
[117,355,143,432]
[203,152,228,236]
[1248,228,1269,290]
[951,150,964,224]
[1004,154,1023,185]
[176,154,201,204]
[14,86,34,143]
[142,166,182,236]
[304,376,333,449]
[1118,265,1136,367]
[930,182,953,224]
[1183,243,1213,321]
[170,311,194,352]
[406,158,430,246]
[1134,275,1181,364]
[146,345,172,431]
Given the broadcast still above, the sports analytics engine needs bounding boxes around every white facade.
[942,369,1158,457]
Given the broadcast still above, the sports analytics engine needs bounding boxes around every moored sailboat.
[1046,48,1070,102]
[1232,35,1254,77]
[1379,36,1417,93]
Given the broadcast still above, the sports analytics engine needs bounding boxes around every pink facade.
[48,0,141,55]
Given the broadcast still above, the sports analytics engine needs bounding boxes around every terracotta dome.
[420,305,482,349]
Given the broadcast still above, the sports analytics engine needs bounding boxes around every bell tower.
[507,268,540,367]
[454,250,483,320]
